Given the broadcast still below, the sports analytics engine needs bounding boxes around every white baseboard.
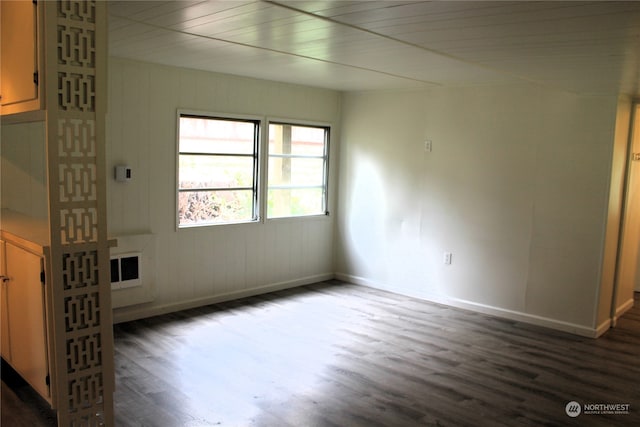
[595,318,612,338]
[114,271,620,339]
[611,297,635,327]
[113,273,335,324]
[336,272,601,338]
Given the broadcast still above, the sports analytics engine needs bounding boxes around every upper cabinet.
[1,0,45,117]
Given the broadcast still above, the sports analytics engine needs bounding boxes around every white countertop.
[1,209,118,253]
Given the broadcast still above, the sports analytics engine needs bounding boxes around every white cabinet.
[0,239,50,401]
[0,240,9,360]
[0,0,44,116]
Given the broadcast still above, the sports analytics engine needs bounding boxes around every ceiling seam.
[263,0,581,94]
[108,12,442,88]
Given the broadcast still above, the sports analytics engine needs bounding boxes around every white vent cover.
[110,252,141,289]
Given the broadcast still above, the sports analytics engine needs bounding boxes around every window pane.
[180,116,255,154]
[267,122,329,219]
[179,190,254,225]
[267,188,324,218]
[179,155,254,189]
[177,113,259,227]
[268,157,324,187]
[269,124,325,156]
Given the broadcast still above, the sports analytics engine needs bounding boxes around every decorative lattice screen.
[45,1,114,425]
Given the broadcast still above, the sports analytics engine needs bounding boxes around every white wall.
[597,96,632,328]
[615,103,640,308]
[1,121,47,220]
[106,57,629,334]
[107,58,341,322]
[335,85,620,335]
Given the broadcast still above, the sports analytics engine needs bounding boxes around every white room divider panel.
[44,1,113,425]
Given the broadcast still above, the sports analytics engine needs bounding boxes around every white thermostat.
[114,165,132,182]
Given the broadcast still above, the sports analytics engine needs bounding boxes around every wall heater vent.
[110,252,142,290]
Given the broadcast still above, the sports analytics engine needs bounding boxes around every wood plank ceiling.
[108,1,640,95]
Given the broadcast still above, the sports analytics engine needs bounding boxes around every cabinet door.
[5,242,49,399]
[0,0,38,108]
[0,240,9,360]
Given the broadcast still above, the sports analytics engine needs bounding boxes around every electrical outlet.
[424,140,432,152]
[444,252,452,265]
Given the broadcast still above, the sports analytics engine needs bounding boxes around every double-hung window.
[267,123,330,218]
[177,113,259,227]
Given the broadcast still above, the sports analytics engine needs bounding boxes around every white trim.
[335,272,602,338]
[114,271,620,339]
[175,109,264,230]
[612,297,635,326]
[265,118,332,219]
[112,273,334,324]
[178,108,265,124]
[595,318,612,338]
[267,116,333,129]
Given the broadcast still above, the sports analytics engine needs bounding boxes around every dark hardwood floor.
[1,360,56,426]
[3,280,640,426]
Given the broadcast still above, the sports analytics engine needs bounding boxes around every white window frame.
[176,110,262,228]
[265,118,330,220]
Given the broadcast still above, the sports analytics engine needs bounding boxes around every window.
[178,114,259,226]
[267,123,329,218]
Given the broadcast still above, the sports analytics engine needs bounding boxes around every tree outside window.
[178,115,259,226]
[267,123,329,218]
